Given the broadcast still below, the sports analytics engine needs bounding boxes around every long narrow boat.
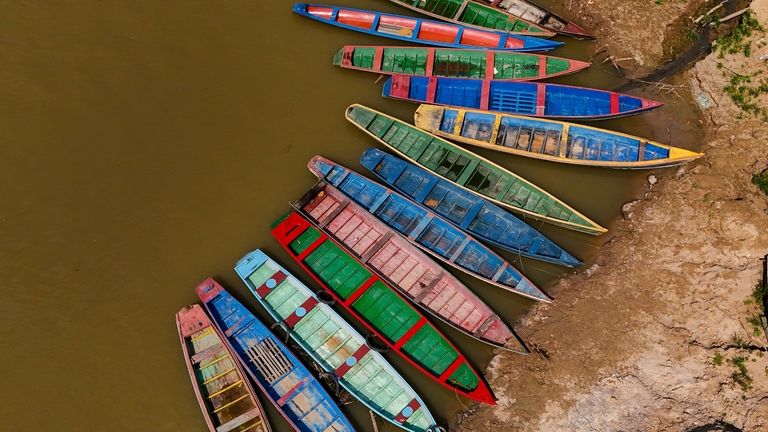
[307,156,549,299]
[346,104,604,236]
[382,75,663,120]
[197,279,356,432]
[235,250,438,432]
[479,0,592,38]
[333,46,590,82]
[176,305,272,432]
[293,182,533,350]
[271,212,497,405]
[359,148,587,259]
[386,0,554,37]
[292,3,562,52]
[414,104,704,168]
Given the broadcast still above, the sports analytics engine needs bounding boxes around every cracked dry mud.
[456,1,768,431]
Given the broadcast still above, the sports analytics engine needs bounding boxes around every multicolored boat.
[197,279,355,432]
[293,182,531,351]
[176,305,272,432]
[386,0,554,37]
[292,3,562,52]
[271,211,497,405]
[382,75,663,120]
[346,104,604,235]
[479,0,592,38]
[307,156,548,299]
[333,46,590,81]
[235,250,438,432]
[414,104,704,168]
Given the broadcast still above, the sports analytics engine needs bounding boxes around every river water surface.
[0,1,702,431]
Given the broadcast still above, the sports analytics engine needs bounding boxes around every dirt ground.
[456,1,768,431]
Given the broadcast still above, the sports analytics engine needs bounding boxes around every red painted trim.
[393,398,421,423]
[393,317,427,350]
[276,376,310,406]
[255,270,287,298]
[342,46,355,67]
[343,275,378,306]
[536,83,546,116]
[425,48,434,77]
[538,55,547,79]
[485,51,495,80]
[610,92,619,114]
[426,77,437,104]
[373,46,384,72]
[480,79,490,111]
[334,344,371,377]
[196,277,224,304]
[390,75,411,99]
[284,297,319,328]
[437,355,464,381]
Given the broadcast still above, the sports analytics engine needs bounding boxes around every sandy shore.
[457,1,768,431]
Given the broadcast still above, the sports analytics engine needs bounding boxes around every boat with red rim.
[271,211,497,405]
[293,182,528,353]
[333,45,590,82]
[383,75,663,120]
[176,304,272,432]
[293,3,562,52]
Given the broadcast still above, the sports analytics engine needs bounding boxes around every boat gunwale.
[271,211,498,405]
[291,183,531,352]
[234,249,438,432]
[413,104,704,168]
[345,103,605,237]
[502,0,594,38]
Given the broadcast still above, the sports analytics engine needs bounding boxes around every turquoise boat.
[235,250,439,432]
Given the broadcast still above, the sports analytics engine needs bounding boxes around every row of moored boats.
[176,2,704,432]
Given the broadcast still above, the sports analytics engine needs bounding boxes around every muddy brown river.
[0,1,703,431]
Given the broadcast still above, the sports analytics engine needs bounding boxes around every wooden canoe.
[386,0,555,37]
[382,75,663,120]
[307,156,549,300]
[333,46,590,82]
[481,0,593,38]
[415,104,704,168]
[176,305,272,432]
[196,279,355,432]
[292,3,562,52]
[346,104,605,236]
[293,182,530,351]
[235,250,438,432]
[272,211,497,406]
[360,147,590,256]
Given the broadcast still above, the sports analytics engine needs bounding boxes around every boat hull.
[414,104,703,169]
[293,3,562,52]
[271,211,497,405]
[197,279,355,432]
[235,250,438,432]
[333,46,590,82]
[382,75,663,120]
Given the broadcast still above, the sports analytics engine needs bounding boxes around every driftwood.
[694,1,727,24]
[718,7,751,24]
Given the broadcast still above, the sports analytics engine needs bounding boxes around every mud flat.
[457,1,768,431]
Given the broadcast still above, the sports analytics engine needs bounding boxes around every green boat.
[333,46,590,81]
[387,0,554,36]
[345,103,606,235]
[235,249,438,432]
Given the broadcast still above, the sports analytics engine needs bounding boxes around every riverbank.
[457,1,768,431]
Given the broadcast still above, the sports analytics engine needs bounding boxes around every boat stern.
[332,47,345,66]
[234,249,269,280]
[563,22,594,39]
[667,146,704,164]
[196,277,225,304]
[176,304,211,338]
[307,155,335,178]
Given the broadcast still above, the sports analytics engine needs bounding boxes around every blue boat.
[292,3,562,52]
[235,250,439,432]
[382,75,663,120]
[359,148,580,267]
[197,278,355,432]
[307,156,550,301]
